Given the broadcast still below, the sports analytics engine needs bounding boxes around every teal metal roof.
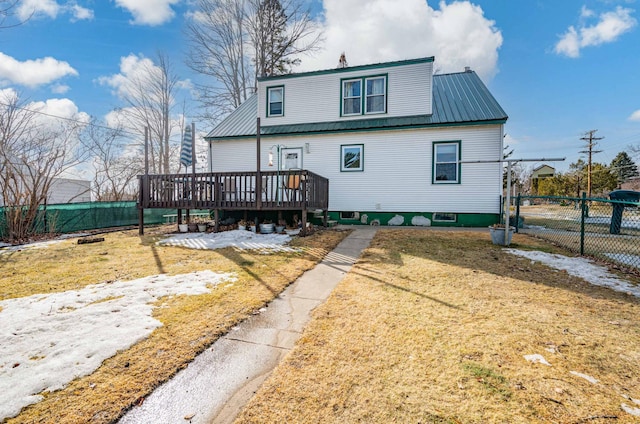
[205,70,507,140]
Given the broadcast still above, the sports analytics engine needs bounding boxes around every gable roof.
[205,70,507,140]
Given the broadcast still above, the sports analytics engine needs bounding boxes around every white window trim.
[433,141,461,184]
[267,86,284,117]
[365,76,386,115]
[342,79,362,116]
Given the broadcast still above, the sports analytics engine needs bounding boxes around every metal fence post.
[515,194,521,233]
[580,192,586,256]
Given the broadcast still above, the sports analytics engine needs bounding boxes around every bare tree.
[0,91,88,242]
[186,0,252,121]
[0,0,31,28]
[111,52,181,174]
[247,0,321,78]
[186,0,322,120]
[80,119,142,201]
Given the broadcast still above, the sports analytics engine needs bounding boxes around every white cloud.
[555,6,637,58]
[17,0,60,20]
[629,110,640,122]
[114,0,181,25]
[70,3,94,21]
[50,83,70,94]
[28,98,90,125]
[98,54,160,99]
[297,0,503,80]
[0,52,78,87]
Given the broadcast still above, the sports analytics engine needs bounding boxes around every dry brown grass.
[236,229,640,424]
[0,225,349,424]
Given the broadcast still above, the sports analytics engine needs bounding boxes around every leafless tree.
[0,0,30,28]
[112,52,182,174]
[186,0,252,121]
[246,0,321,78]
[79,119,142,201]
[0,91,88,242]
[186,0,322,120]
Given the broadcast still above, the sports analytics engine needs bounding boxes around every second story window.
[267,86,284,117]
[365,76,386,114]
[342,79,361,115]
[341,75,387,117]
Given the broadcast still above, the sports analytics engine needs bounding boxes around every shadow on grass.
[371,229,640,306]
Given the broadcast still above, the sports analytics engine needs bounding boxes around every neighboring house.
[531,164,555,195]
[0,177,91,207]
[48,178,92,204]
[621,177,640,191]
[205,56,508,227]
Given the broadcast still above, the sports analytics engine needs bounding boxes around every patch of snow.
[411,216,431,226]
[505,249,640,298]
[157,230,296,252]
[584,215,640,229]
[569,371,599,384]
[0,270,234,421]
[524,354,551,366]
[604,253,640,268]
[387,215,404,226]
[0,234,91,254]
[622,403,640,417]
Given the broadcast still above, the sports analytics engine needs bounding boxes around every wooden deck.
[138,170,329,234]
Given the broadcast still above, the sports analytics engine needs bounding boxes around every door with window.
[281,147,303,201]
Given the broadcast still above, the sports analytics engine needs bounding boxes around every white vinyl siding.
[209,124,503,214]
[258,60,432,125]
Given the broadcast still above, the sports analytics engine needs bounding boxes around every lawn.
[0,225,349,423]
[235,229,640,423]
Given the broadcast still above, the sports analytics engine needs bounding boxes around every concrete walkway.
[119,227,377,424]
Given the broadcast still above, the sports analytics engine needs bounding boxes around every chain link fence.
[514,194,640,270]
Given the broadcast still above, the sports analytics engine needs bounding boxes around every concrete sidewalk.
[119,227,377,424]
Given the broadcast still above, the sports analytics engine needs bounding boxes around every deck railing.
[138,170,329,211]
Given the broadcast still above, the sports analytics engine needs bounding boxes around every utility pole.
[579,130,603,199]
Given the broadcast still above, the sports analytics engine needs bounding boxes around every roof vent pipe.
[464,66,471,72]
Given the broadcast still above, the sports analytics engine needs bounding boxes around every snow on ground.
[604,253,640,268]
[0,234,90,254]
[157,229,298,252]
[0,270,235,421]
[505,249,640,298]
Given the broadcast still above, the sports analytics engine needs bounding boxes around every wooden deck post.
[301,209,307,236]
[214,209,220,232]
[138,175,144,235]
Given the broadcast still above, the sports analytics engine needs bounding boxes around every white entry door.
[281,147,303,170]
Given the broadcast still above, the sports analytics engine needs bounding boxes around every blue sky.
[2,0,640,174]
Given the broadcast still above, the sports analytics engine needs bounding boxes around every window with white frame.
[433,141,460,183]
[267,86,284,117]
[365,76,386,114]
[342,79,361,115]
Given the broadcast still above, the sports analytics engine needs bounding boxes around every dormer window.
[342,79,361,115]
[341,75,387,116]
[365,76,386,114]
[267,86,284,117]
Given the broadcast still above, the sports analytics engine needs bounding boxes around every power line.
[0,100,142,138]
[579,129,603,199]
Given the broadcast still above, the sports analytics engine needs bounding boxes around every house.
[48,178,92,204]
[531,164,555,195]
[204,56,508,227]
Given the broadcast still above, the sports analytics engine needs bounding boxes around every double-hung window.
[267,86,284,117]
[342,75,387,116]
[433,141,461,184]
[342,79,361,115]
[365,76,386,114]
